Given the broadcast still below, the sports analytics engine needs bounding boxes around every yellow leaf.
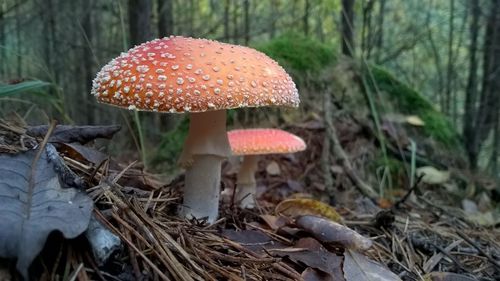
[416,166,450,185]
[405,115,425,126]
[275,198,342,222]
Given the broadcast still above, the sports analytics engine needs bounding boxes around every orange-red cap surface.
[91,36,299,113]
[228,128,306,155]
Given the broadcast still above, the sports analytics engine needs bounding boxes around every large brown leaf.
[0,146,93,278]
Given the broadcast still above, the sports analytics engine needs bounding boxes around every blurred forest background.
[0,0,499,183]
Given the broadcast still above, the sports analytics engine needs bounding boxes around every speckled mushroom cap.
[228,128,306,156]
[91,36,299,113]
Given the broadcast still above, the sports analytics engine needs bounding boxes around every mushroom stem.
[235,155,259,208]
[178,110,231,223]
[181,154,223,221]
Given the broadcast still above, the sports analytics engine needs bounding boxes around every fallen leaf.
[405,115,425,126]
[59,142,108,165]
[27,124,121,144]
[270,238,344,281]
[330,165,344,174]
[276,199,343,222]
[302,267,335,281]
[259,215,289,230]
[343,249,401,281]
[423,272,477,281]
[465,211,500,226]
[295,215,372,250]
[266,161,281,175]
[377,198,393,209]
[416,166,450,185]
[221,229,287,253]
[461,199,478,214]
[0,146,93,278]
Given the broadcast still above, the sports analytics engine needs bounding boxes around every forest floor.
[1,113,500,281]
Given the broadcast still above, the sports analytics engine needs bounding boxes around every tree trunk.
[341,0,355,57]
[491,110,499,175]
[304,0,310,36]
[223,0,230,40]
[374,0,386,63]
[232,0,239,44]
[82,0,95,124]
[243,0,250,45]
[467,0,500,169]
[444,0,455,115]
[463,0,480,153]
[187,0,194,36]
[15,2,22,77]
[128,0,152,46]
[269,0,278,39]
[157,0,173,37]
[361,0,374,59]
[0,2,5,77]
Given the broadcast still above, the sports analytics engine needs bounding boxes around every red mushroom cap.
[228,128,306,155]
[91,36,299,113]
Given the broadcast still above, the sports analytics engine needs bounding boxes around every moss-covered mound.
[366,65,460,147]
[255,32,336,72]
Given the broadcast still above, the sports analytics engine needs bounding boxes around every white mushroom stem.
[178,110,231,223]
[235,155,259,209]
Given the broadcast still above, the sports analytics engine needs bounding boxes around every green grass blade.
[0,80,51,97]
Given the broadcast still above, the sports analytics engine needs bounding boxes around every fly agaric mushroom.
[228,128,306,208]
[91,36,299,222]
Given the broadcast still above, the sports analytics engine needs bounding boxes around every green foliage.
[367,66,460,147]
[151,117,189,171]
[0,80,51,97]
[255,32,336,72]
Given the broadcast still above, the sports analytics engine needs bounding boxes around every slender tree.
[158,0,174,37]
[341,0,355,57]
[82,0,95,124]
[269,0,278,39]
[243,0,250,45]
[374,0,386,63]
[232,0,239,44]
[0,2,5,78]
[304,0,310,36]
[223,0,230,40]
[466,0,500,169]
[444,0,455,115]
[361,0,375,59]
[129,0,152,46]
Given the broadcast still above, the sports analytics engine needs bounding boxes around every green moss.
[255,32,336,72]
[366,65,460,147]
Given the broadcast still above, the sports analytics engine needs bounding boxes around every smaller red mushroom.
[227,128,307,208]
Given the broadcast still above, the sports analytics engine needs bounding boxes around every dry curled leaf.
[343,249,401,281]
[59,142,108,165]
[271,238,344,281]
[266,160,281,175]
[302,267,336,281]
[276,198,342,222]
[0,146,93,279]
[259,214,289,230]
[27,124,121,144]
[295,215,372,250]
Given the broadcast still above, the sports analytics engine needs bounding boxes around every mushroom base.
[179,154,223,223]
[235,182,257,209]
[235,155,259,209]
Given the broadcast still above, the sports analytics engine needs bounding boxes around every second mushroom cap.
[228,128,307,155]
